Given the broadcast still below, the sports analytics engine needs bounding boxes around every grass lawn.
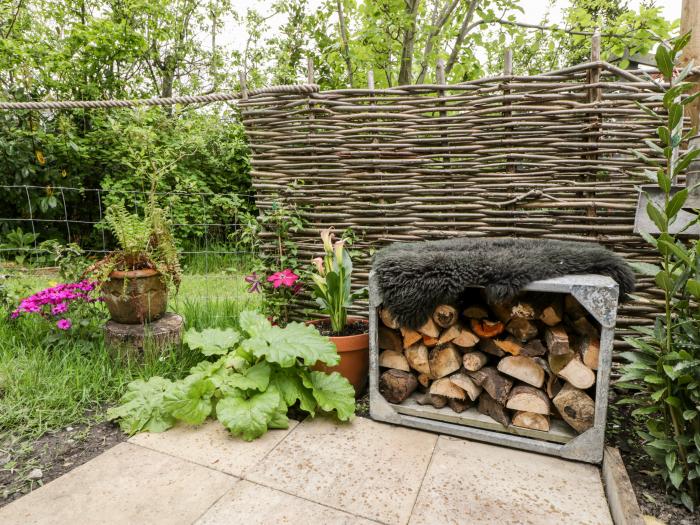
[0,265,261,442]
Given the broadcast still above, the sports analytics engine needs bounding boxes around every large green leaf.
[239,310,273,337]
[220,361,271,393]
[270,367,317,415]
[302,371,355,421]
[216,388,282,441]
[655,45,673,79]
[241,315,339,368]
[687,279,700,299]
[163,377,216,425]
[184,328,241,356]
[107,377,175,435]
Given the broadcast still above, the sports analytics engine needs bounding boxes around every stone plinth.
[104,312,184,357]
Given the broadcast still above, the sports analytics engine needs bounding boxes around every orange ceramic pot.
[309,317,369,396]
[102,268,167,324]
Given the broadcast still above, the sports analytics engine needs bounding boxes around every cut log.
[462,351,488,372]
[557,355,596,390]
[468,367,513,405]
[428,344,462,379]
[488,301,514,323]
[506,385,550,415]
[417,373,431,388]
[511,301,537,319]
[575,335,600,370]
[478,392,510,427]
[547,375,563,399]
[405,343,431,375]
[437,323,460,344]
[470,318,505,338]
[462,304,489,319]
[553,383,595,433]
[534,356,563,399]
[497,355,545,388]
[544,325,570,355]
[512,411,550,432]
[448,397,471,413]
[416,392,447,408]
[430,377,466,400]
[379,307,399,329]
[548,350,574,374]
[432,304,458,328]
[379,369,417,404]
[378,326,403,353]
[449,372,482,401]
[520,339,547,357]
[401,326,422,349]
[564,295,587,320]
[422,334,439,347]
[417,317,440,338]
[452,327,480,348]
[570,316,599,338]
[478,338,506,357]
[506,317,539,341]
[379,350,410,372]
[539,297,563,326]
[493,336,523,356]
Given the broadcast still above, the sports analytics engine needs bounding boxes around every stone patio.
[0,417,613,525]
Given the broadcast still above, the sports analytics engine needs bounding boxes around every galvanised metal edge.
[368,271,620,464]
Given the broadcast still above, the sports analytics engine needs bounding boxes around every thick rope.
[0,84,319,111]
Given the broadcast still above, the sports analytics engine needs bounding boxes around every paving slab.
[195,480,380,525]
[246,416,438,525]
[409,435,612,525]
[0,442,237,525]
[129,419,298,477]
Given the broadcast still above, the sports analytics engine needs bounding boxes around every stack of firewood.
[377,293,600,434]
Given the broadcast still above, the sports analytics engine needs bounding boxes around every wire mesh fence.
[0,184,261,322]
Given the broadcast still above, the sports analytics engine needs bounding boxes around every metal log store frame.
[368,272,620,464]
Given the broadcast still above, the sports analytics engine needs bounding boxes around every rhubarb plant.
[108,311,355,441]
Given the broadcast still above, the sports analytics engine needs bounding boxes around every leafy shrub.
[0,227,39,265]
[617,34,700,511]
[108,310,355,440]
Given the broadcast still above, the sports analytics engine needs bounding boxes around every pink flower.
[267,269,300,289]
[51,303,68,315]
[56,318,72,330]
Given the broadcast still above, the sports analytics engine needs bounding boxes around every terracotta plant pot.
[102,268,168,324]
[309,317,369,396]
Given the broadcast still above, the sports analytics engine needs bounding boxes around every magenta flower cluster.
[11,280,100,330]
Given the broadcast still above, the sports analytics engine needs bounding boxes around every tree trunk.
[336,0,354,87]
[397,0,421,85]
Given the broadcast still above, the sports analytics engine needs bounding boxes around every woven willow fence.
[239,60,676,347]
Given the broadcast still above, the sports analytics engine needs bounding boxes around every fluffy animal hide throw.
[372,237,635,329]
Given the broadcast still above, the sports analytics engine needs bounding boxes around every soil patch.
[606,394,698,525]
[1,420,125,508]
[312,319,367,337]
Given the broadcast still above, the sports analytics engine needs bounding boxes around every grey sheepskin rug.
[372,237,635,329]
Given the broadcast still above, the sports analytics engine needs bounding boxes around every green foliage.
[237,199,306,325]
[92,172,182,290]
[0,228,39,265]
[310,228,367,333]
[108,310,355,441]
[618,34,700,511]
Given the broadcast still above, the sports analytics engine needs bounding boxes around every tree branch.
[444,0,479,77]
[416,0,460,84]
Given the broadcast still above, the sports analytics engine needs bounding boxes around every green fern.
[104,203,151,257]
